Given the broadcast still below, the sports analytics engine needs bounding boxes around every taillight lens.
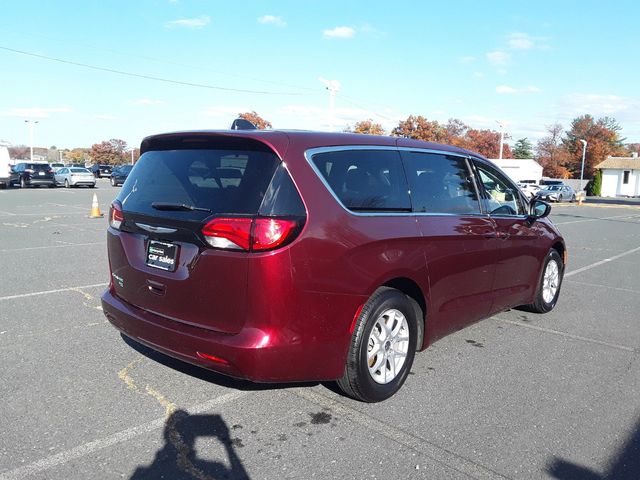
[201,217,299,252]
[109,202,124,230]
[202,218,252,250]
[253,218,298,251]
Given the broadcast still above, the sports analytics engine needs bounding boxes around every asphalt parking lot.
[1,181,639,480]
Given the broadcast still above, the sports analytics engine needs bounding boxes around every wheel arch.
[382,277,427,351]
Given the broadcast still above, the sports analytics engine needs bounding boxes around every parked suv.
[110,164,133,186]
[102,131,566,402]
[11,162,55,188]
[91,164,112,178]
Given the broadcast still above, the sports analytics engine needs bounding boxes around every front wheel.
[337,288,417,402]
[524,249,564,313]
[110,177,115,186]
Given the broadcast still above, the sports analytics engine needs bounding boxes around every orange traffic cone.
[89,193,104,218]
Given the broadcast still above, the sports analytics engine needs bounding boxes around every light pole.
[579,139,587,192]
[496,120,505,160]
[130,148,134,165]
[24,120,39,161]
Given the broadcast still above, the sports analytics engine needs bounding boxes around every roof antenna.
[230,118,258,130]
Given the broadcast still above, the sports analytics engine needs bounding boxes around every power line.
[3,29,320,94]
[0,45,305,96]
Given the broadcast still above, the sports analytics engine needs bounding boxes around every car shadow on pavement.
[546,416,640,480]
[121,333,321,393]
[130,408,251,480]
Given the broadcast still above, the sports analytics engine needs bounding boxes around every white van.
[0,146,13,188]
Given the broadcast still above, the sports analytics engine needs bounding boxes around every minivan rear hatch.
[107,133,300,334]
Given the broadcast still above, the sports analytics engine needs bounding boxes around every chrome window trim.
[304,145,489,218]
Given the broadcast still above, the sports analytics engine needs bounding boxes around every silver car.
[536,184,576,202]
[54,167,96,188]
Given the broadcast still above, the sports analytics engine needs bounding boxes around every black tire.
[64,179,70,188]
[20,177,26,189]
[89,184,95,188]
[571,194,576,203]
[337,287,417,402]
[110,177,115,186]
[48,183,55,188]
[523,249,564,313]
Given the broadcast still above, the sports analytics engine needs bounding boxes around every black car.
[90,164,113,178]
[10,163,55,188]
[110,164,133,186]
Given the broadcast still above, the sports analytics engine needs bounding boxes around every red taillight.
[201,217,299,252]
[109,202,123,230]
[202,217,252,250]
[253,218,298,251]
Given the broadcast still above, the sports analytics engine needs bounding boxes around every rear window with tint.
[118,149,279,219]
[70,168,89,173]
[311,149,411,212]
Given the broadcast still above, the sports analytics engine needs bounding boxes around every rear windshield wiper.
[151,202,212,213]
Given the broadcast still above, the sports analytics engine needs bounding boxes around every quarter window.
[623,171,630,184]
[311,149,411,212]
[474,162,525,216]
[401,151,480,214]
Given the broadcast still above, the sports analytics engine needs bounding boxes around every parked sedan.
[518,183,541,198]
[54,167,96,188]
[110,164,133,186]
[536,184,576,202]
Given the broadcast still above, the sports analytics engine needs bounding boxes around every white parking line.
[0,391,248,480]
[565,245,640,278]
[0,283,108,302]
[0,242,103,253]
[494,317,637,353]
[554,213,640,225]
[293,389,509,480]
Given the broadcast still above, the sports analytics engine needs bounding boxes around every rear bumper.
[101,289,352,382]
[28,178,55,185]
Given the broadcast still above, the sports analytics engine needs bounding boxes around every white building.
[595,154,640,197]
[490,158,543,184]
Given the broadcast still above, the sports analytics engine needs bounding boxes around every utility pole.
[496,120,505,160]
[319,77,341,131]
[25,120,39,161]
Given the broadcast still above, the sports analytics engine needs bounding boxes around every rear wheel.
[571,194,576,203]
[337,288,417,402]
[20,177,26,188]
[524,250,564,313]
[64,179,70,188]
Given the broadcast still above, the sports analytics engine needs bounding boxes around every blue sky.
[1,0,639,150]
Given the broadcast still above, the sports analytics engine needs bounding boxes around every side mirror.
[529,199,551,220]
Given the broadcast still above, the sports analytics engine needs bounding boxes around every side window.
[311,149,411,212]
[59,168,67,174]
[401,151,480,214]
[474,162,525,216]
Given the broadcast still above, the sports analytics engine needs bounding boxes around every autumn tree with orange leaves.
[344,119,386,135]
[238,111,272,130]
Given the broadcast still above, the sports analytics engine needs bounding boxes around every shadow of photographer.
[130,409,250,480]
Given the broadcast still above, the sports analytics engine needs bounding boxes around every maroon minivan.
[102,130,566,402]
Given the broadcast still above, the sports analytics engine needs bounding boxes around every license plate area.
[146,240,178,271]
